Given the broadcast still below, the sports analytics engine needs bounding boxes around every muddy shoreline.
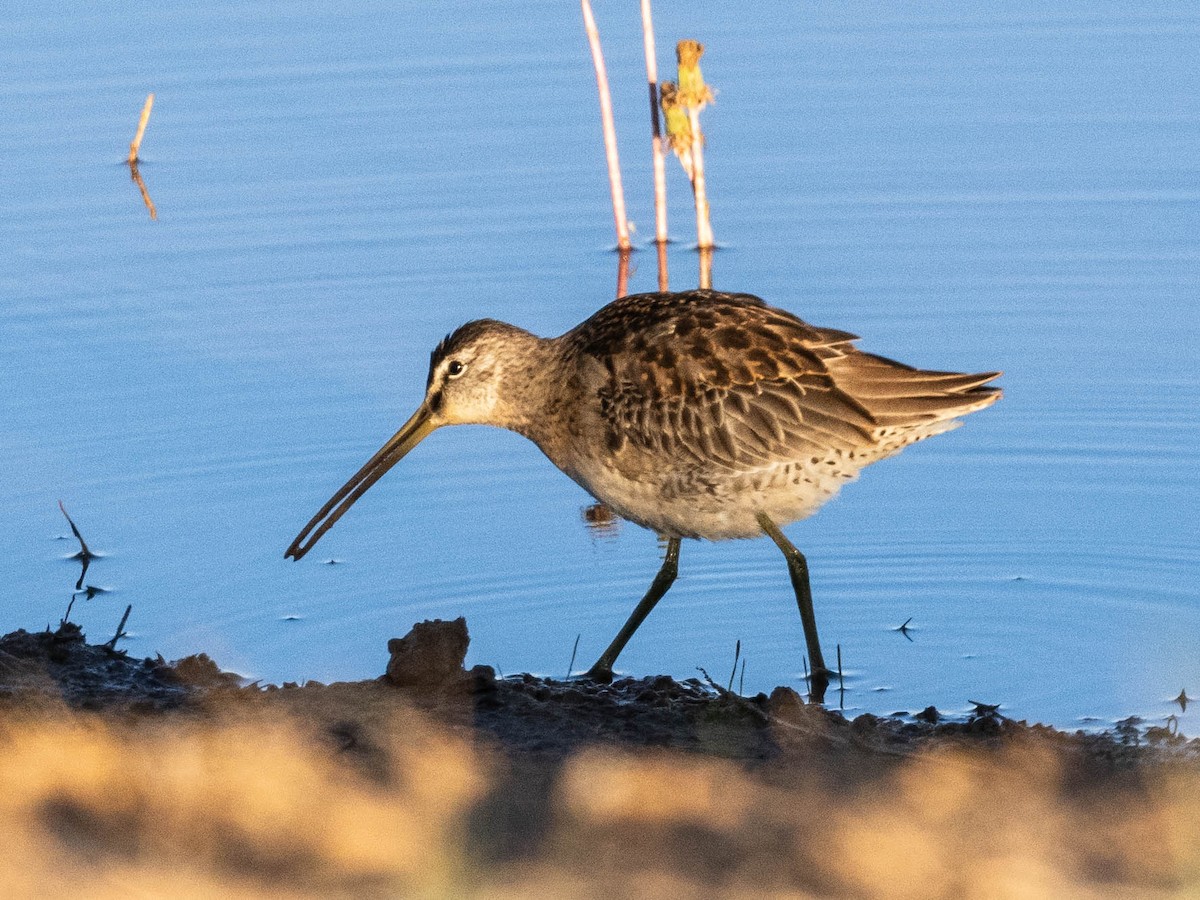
[2,617,1193,761]
[3,618,1198,896]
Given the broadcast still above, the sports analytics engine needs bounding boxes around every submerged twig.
[105,604,132,650]
[581,0,631,251]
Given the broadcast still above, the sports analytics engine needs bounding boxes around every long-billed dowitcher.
[286,289,1000,700]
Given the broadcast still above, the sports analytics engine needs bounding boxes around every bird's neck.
[490,332,573,443]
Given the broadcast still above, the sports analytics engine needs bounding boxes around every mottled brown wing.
[573,290,881,471]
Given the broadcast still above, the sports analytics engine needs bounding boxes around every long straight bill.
[285,404,435,560]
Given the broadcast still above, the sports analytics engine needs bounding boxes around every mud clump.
[384,617,471,687]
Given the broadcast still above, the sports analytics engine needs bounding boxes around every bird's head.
[423,319,535,426]
[284,319,540,560]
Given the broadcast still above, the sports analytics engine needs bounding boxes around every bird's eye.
[446,360,466,379]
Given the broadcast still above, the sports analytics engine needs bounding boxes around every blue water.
[1,2,1197,729]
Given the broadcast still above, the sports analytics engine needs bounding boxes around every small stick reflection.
[130,163,157,220]
[616,246,631,299]
[698,245,713,289]
[837,643,845,710]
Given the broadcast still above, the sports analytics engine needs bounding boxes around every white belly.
[564,455,861,541]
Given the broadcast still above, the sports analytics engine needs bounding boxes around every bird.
[285,289,1001,700]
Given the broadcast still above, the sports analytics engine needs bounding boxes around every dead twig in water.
[127,94,158,219]
[58,500,94,591]
[581,0,631,251]
[128,93,154,165]
[105,604,132,650]
[567,633,581,679]
[727,638,741,693]
[58,500,94,560]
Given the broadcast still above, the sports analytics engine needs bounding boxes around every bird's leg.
[586,537,681,683]
[756,512,830,703]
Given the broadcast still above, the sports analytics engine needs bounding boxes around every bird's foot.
[583,664,615,684]
[808,667,834,704]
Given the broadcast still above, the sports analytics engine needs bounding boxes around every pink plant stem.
[641,0,668,247]
[581,0,632,251]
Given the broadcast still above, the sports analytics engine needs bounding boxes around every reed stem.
[581,0,632,251]
[689,104,714,250]
[640,0,668,247]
